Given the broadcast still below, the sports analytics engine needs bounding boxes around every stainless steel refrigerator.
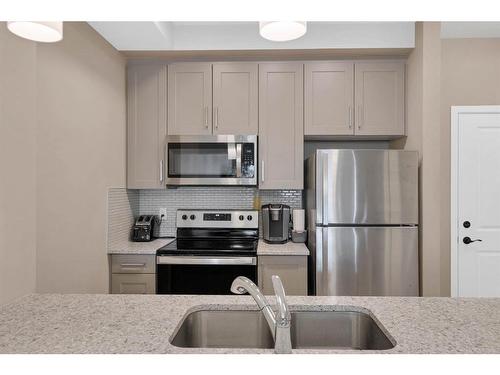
[305,150,419,296]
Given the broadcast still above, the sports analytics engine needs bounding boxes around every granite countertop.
[107,238,175,255]
[1,294,499,354]
[257,239,309,256]
[108,238,308,256]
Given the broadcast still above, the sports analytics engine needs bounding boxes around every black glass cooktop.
[157,228,259,256]
[157,238,258,256]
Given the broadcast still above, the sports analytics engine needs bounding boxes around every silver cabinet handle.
[159,160,164,182]
[261,160,265,183]
[120,263,146,268]
[348,105,353,129]
[157,256,256,266]
[357,106,363,130]
[204,106,209,129]
[216,107,219,129]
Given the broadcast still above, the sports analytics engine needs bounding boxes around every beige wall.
[0,26,37,305]
[398,29,500,297]
[420,23,442,296]
[391,22,443,296]
[0,22,126,304]
[440,38,500,296]
[36,23,126,293]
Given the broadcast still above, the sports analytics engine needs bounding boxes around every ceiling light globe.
[259,21,307,42]
[7,21,63,43]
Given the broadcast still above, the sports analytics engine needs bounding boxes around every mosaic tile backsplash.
[139,187,303,237]
[107,188,139,251]
[107,187,303,245]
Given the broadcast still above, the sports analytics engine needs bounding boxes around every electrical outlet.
[159,208,167,218]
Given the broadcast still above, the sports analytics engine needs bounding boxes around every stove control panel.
[176,210,258,229]
[204,213,231,221]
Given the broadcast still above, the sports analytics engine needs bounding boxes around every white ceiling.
[441,22,500,39]
[88,22,415,51]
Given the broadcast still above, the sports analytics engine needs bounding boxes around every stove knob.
[239,215,244,221]
[190,214,196,220]
[247,215,253,221]
[182,214,188,220]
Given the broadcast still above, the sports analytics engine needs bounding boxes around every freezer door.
[317,150,418,225]
[315,226,418,296]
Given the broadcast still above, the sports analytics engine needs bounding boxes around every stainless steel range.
[156,209,259,295]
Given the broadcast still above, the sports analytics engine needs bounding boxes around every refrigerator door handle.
[322,152,330,225]
[319,228,328,295]
[315,151,323,225]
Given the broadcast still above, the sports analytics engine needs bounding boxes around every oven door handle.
[157,256,256,266]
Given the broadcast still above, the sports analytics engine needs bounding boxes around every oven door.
[166,135,257,186]
[156,256,257,295]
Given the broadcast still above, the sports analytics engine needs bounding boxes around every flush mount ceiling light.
[7,22,63,43]
[259,21,307,42]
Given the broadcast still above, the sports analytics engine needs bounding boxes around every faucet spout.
[271,275,291,326]
[230,275,292,354]
[230,276,276,338]
[271,275,292,354]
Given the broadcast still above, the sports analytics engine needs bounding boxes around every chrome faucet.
[231,275,292,354]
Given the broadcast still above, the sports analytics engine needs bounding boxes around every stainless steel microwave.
[165,135,257,186]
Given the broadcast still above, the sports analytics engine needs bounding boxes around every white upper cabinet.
[354,61,405,136]
[305,62,354,136]
[168,63,212,135]
[212,63,258,135]
[127,64,167,189]
[259,62,304,189]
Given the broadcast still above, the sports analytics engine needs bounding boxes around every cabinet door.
[111,274,156,294]
[168,63,212,135]
[305,62,354,136]
[127,64,167,189]
[258,256,308,296]
[259,63,304,189]
[213,63,258,135]
[354,61,405,136]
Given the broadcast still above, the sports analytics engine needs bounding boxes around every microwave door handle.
[159,160,164,183]
[236,143,242,178]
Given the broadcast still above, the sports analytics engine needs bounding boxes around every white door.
[453,106,500,297]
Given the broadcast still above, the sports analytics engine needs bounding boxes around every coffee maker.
[261,204,290,244]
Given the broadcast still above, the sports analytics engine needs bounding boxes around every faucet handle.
[271,275,291,324]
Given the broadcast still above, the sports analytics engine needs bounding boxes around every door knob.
[463,236,482,244]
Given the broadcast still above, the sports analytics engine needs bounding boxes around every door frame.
[450,105,500,297]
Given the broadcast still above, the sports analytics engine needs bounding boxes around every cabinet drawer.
[111,274,156,294]
[111,254,156,274]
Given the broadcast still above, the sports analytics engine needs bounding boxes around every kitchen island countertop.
[1,294,499,354]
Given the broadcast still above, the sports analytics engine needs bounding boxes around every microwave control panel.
[241,143,255,178]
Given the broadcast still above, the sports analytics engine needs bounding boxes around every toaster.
[131,215,157,242]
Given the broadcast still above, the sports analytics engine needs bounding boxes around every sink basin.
[171,309,395,350]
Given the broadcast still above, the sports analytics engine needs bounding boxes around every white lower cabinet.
[110,254,156,294]
[258,255,308,296]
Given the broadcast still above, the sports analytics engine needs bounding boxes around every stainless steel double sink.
[171,309,395,351]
